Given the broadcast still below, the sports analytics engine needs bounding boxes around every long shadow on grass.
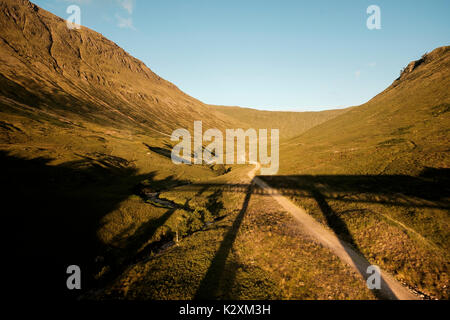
[181,169,449,210]
[309,186,396,299]
[188,168,449,300]
[143,142,190,164]
[194,181,255,299]
[101,208,176,290]
[7,147,446,301]
[1,150,184,301]
[258,171,449,299]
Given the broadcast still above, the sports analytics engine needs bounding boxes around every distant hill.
[208,105,348,140]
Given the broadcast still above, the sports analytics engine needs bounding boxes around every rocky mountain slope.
[0,0,236,136]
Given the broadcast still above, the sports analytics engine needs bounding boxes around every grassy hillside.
[280,46,450,176]
[264,46,450,299]
[209,105,348,140]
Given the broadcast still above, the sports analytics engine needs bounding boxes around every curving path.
[248,162,418,300]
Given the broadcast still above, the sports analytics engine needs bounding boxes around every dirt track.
[249,163,418,300]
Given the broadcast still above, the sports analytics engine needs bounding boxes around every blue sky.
[34,0,449,111]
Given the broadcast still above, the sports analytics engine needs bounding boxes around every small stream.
[141,190,187,210]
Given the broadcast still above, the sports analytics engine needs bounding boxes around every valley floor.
[3,111,448,300]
